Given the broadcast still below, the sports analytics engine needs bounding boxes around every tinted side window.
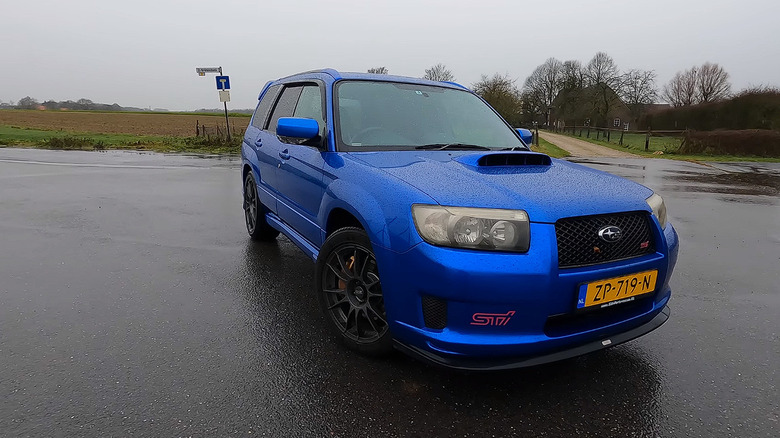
[293,85,325,136]
[266,86,303,134]
[251,84,282,129]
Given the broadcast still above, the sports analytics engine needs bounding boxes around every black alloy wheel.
[317,227,392,355]
[243,172,279,241]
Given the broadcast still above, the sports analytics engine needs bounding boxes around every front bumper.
[395,306,670,371]
[374,222,678,368]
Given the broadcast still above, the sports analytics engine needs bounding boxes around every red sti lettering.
[471,311,516,326]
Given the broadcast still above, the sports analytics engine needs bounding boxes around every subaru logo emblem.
[598,225,623,243]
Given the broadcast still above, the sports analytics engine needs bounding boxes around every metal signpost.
[196,66,231,141]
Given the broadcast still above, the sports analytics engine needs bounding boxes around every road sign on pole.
[196,66,231,141]
[216,76,230,90]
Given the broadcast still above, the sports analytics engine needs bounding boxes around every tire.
[316,227,393,356]
[243,172,280,241]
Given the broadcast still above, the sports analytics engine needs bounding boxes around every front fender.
[319,178,435,253]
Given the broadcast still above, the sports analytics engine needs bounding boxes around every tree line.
[369,54,737,128]
[0,96,150,112]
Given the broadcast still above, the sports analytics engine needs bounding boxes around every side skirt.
[265,212,319,261]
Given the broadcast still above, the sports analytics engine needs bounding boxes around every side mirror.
[516,128,533,146]
[277,117,319,139]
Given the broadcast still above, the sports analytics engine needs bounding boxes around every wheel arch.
[326,208,365,237]
[242,163,253,184]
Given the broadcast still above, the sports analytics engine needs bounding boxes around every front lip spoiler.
[394,305,670,371]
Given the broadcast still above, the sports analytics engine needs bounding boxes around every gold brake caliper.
[338,256,356,290]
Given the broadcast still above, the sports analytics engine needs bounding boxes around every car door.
[255,85,304,210]
[275,83,328,246]
[244,84,282,211]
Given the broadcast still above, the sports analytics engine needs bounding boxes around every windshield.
[335,80,526,151]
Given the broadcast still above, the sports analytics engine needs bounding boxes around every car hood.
[347,151,654,223]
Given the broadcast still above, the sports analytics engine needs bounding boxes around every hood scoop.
[475,152,552,167]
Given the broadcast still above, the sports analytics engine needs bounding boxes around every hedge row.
[680,130,780,157]
[641,90,780,131]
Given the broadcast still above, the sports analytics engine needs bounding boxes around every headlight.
[412,205,530,252]
[646,193,667,229]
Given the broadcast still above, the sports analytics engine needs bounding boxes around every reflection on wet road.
[0,149,777,437]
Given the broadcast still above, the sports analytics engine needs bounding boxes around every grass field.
[0,109,250,137]
[531,138,570,158]
[0,125,244,154]
[0,109,252,153]
[564,129,682,153]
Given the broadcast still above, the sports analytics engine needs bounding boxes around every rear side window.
[251,84,282,129]
[266,86,303,134]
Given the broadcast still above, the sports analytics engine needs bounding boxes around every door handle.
[278,150,290,160]
[254,138,263,147]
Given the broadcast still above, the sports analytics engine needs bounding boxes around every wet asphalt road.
[0,148,777,437]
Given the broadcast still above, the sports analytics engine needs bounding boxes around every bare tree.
[367,67,388,75]
[522,58,564,117]
[621,69,658,120]
[560,60,585,91]
[472,74,523,126]
[585,52,621,89]
[423,64,455,82]
[663,63,731,106]
[585,52,623,126]
[621,70,657,105]
[663,68,698,106]
[696,62,731,103]
[552,60,588,124]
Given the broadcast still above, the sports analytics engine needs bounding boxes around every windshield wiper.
[500,146,531,151]
[415,143,492,151]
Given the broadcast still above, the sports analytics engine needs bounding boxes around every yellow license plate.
[577,270,658,310]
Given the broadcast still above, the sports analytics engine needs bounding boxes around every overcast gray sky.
[3,0,779,110]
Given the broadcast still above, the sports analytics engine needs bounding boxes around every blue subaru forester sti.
[241,69,678,370]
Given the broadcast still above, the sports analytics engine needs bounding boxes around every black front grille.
[555,212,655,268]
[421,296,447,329]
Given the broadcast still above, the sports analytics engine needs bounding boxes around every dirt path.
[540,131,637,158]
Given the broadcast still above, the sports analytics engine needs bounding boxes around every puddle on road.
[567,158,647,171]
[663,170,780,197]
[572,157,780,204]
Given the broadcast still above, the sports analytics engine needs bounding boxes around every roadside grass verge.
[531,137,571,158]
[547,130,780,163]
[0,125,241,154]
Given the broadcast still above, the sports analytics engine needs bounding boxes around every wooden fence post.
[645,129,651,151]
[619,130,624,146]
[607,129,611,142]
[535,126,539,145]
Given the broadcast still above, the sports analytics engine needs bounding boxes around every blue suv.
[241,69,679,370]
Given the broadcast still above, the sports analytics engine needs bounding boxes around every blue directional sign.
[216,76,230,90]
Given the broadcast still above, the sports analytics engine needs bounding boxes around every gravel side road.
[540,131,637,158]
